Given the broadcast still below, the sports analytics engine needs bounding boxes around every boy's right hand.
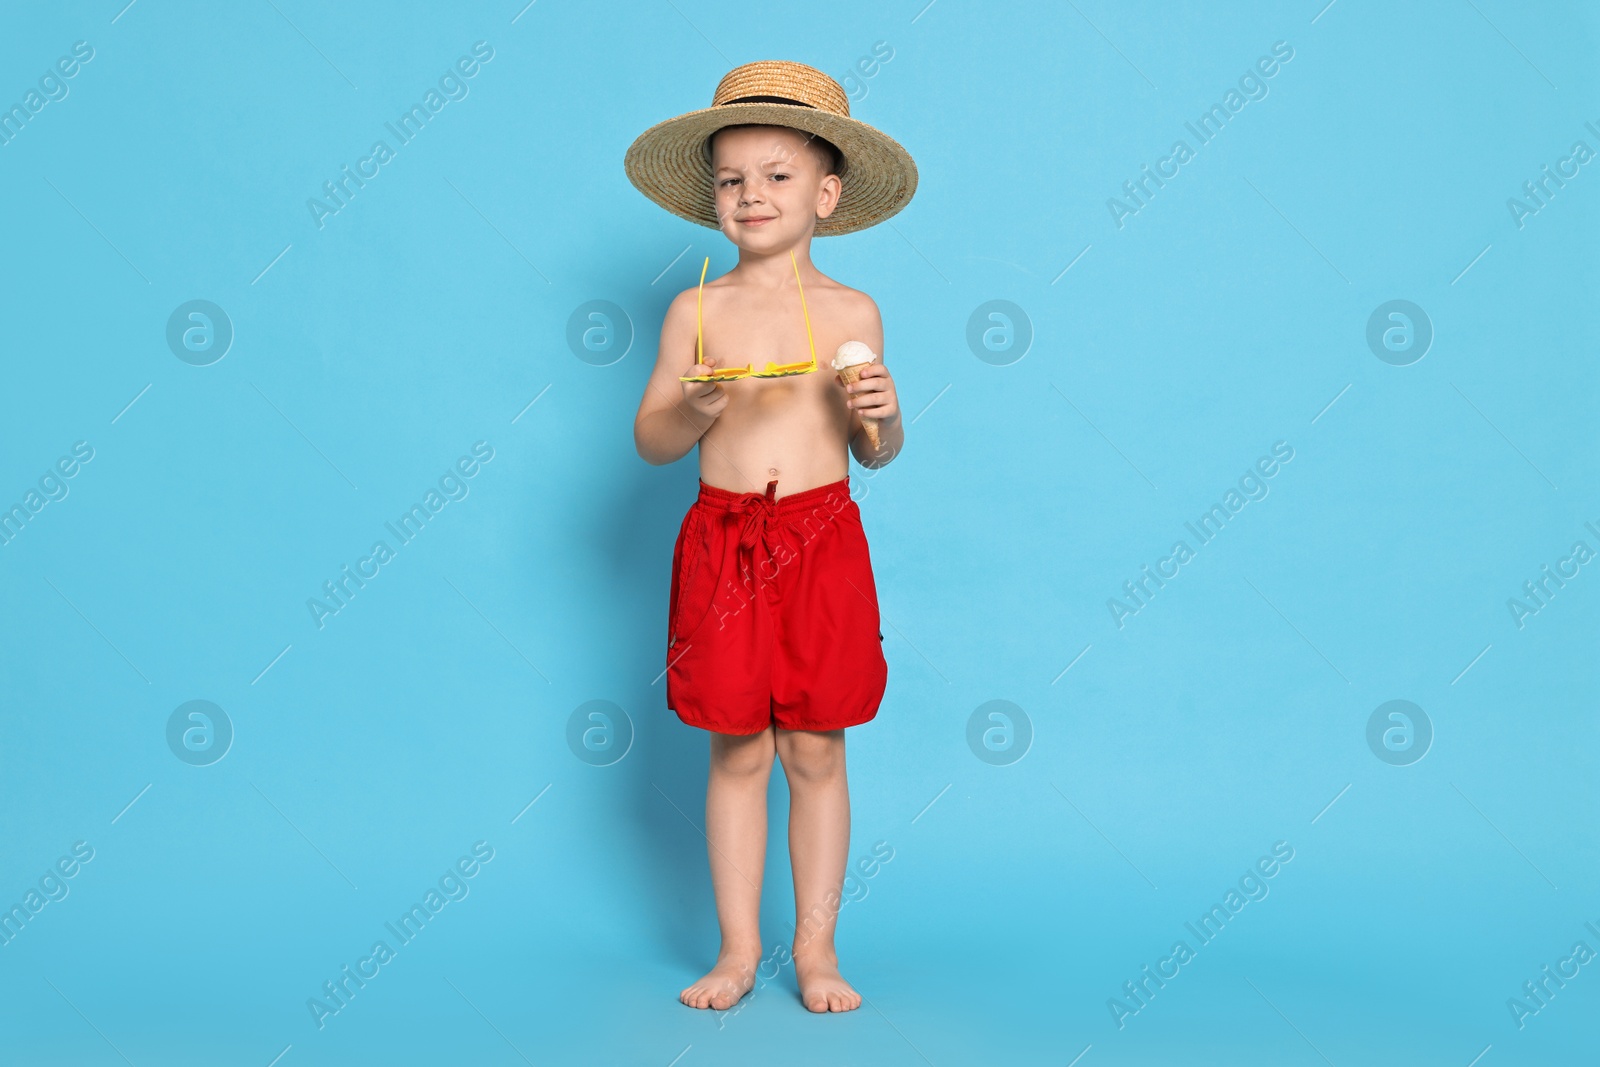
[681,356,730,422]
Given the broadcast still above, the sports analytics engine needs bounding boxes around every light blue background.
[2,1,1596,1064]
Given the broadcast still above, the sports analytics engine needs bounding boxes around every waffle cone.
[838,363,882,449]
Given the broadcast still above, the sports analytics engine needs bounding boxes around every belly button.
[768,467,778,475]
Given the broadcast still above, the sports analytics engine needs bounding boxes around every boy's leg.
[680,724,776,1010]
[775,727,862,1013]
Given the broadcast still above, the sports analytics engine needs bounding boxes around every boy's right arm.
[634,290,726,466]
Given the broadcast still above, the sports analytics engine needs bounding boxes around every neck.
[734,240,815,286]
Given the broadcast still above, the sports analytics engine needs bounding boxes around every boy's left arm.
[838,297,903,468]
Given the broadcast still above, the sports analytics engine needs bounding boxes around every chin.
[732,232,789,251]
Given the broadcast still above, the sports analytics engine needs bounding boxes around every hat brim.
[624,102,917,237]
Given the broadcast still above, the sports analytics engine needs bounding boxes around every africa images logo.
[307,442,494,629]
[1108,442,1295,629]
[306,842,495,1029]
[1106,40,1295,229]
[306,42,495,230]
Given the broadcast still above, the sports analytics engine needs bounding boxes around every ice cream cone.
[833,342,883,450]
[836,362,882,449]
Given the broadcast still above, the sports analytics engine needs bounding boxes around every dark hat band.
[721,94,815,108]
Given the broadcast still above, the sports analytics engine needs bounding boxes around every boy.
[626,61,917,1013]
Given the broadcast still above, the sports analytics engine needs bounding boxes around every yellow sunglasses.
[679,249,819,382]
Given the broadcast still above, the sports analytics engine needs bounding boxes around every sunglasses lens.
[685,362,814,381]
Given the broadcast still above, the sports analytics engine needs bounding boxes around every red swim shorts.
[665,475,888,735]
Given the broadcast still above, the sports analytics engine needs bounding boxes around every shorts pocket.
[670,507,718,646]
[668,507,702,646]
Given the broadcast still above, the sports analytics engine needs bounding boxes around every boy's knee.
[776,730,843,782]
[711,727,775,776]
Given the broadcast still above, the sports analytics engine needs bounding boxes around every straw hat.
[624,60,917,237]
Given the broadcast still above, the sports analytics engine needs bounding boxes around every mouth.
[738,216,776,227]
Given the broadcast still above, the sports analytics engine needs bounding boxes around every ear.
[814,173,843,220]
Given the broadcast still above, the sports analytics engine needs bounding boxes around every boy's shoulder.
[812,277,882,339]
[811,275,880,316]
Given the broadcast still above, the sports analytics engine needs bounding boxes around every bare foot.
[793,950,861,1013]
[680,952,759,1010]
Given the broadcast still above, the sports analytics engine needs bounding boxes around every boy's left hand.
[836,362,899,424]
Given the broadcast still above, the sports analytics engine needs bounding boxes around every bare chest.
[699,288,830,369]
[693,284,863,493]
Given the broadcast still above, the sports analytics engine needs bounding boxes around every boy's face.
[709,125,841,251]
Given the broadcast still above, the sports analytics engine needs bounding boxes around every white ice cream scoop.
[831,341,878,372]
